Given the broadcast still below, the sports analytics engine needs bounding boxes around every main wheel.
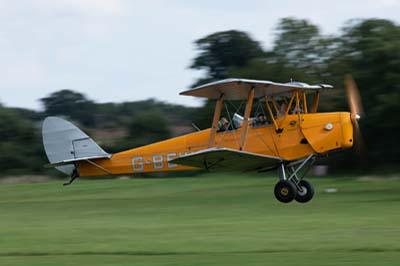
[294,180,315,203]
[274,180,297,203]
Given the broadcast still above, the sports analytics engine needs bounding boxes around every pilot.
[218,117,229,132]
[254,113,267,127]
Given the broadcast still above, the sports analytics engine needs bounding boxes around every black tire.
[295,180,315,203]
[274,180,297,203]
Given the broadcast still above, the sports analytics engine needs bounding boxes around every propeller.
[344,75,365,154]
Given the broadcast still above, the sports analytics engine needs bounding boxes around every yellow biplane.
[42,76,363,203]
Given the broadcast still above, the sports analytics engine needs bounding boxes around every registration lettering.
[132,152,190,172]
[152,154,163,169]
[132,157,144,171]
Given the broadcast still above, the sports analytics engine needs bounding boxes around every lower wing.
[170,148,282,172]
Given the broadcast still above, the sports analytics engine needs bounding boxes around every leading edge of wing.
[170,147,282,172]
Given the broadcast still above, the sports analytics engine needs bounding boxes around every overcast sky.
[0,0,399,110]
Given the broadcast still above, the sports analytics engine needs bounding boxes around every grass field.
[1,173,400,266]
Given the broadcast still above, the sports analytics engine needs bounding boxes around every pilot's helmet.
[256,113,265,122]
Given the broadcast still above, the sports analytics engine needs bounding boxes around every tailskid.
[63,167,79,186]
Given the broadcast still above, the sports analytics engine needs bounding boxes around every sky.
[0,0,399,110]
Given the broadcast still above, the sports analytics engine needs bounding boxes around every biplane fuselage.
[78,112,353,176]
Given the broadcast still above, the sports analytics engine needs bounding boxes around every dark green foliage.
[192,100,215,130]
[94,99,197,128]
[128,112,170,138]
[41,90,97,126]
[111,112,172,151]
[190,30,264,81]
[0,109,35,142]
[273,18,337,75]
[0,107,47,174]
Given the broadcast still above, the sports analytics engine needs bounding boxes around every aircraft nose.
[341,112,354,148]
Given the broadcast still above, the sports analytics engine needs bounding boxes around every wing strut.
[311,90,320,113]
[239,87,254,150]
[265,96,282,133]
[208,93,224,147]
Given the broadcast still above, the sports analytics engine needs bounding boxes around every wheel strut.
[275,155,316,203]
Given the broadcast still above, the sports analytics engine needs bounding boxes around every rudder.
[42,116,111,175]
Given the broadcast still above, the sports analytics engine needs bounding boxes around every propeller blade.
[344,74,365,155]
[344,75,364,119]
[352,117,365,155]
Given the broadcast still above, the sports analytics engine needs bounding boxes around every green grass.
[1,173,400,265]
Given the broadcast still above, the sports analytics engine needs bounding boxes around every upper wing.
[170,148,282,172]
[180,78,333,100]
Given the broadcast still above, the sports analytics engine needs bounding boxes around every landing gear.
[274,179,314,203]
[294,180,314,203]
[274,180,297,203]
[274,154,316,203]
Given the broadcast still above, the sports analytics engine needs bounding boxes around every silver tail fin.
[42,117,111,175]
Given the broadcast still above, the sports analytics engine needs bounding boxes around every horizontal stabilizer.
[170,148,282,171]
[42,117,111,175]
[45,155,111,168]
